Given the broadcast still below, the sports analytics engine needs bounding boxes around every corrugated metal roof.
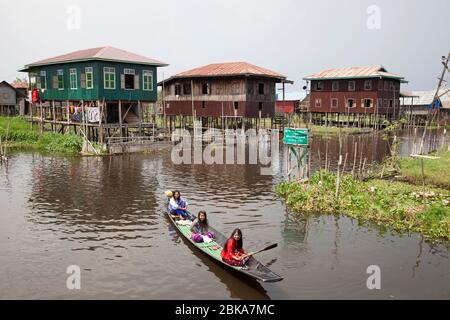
[0,80,26,97]
[19,46,168,71]
[167,62,287,80]
[401,89,450,107]
[304,66,405,81]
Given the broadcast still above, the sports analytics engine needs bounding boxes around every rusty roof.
[161,62,289,83]
[19,46,168,71]
[304,66,405,81]
[11,80,28,89]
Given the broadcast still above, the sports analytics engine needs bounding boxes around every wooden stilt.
[118,100,123,137]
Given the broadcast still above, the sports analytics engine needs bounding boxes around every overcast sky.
[1,0,449,96]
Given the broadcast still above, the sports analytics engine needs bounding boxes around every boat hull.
[166,209,283,283]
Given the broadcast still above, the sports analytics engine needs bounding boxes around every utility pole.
[419,52,450,154]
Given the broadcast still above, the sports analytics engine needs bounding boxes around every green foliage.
[310,125,369,136]
[0,116,82,154]
[399,151,450,189]
[275,171,450,241]
[37,133,83,153]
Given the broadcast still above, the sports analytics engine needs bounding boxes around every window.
[124,68,135,90]
[40,71,47,90]
[183,82,191,95]
[258,83,265,95]
[202,101,206,109]
[30,74,37,90]
[364,80,372,90]
[174,84,182,95]
[362,99,373,108]
[143,70,153,91]
[378,80,383,91]
[247,83,254,95]
[332,81,339,91]
[215,85,223,95]
[57,69,64,90]
[315,81,323,91]
[384,81,389,91]
[234,101,239,110]
[258,102,263,111]
[104,67,116,89]
[395,83,399,92]
[69,68,77,90]
[331,98,338,108]
[389,100,393,108]
[232,81,240,94]
[315,98,322,108]
[347,99,356,108]
[85,67,93,89]
[348,81,355,91]
[390,81,395,91]
[202,83,210,94]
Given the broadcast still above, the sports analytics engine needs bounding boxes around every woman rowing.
[220,228,249,267]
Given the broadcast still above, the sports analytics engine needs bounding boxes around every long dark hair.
[172,190,181,201]
[197,210,209,228]
[223,228,243,252]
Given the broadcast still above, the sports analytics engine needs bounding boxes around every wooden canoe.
[166,209,283,283]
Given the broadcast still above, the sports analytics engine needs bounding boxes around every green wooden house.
[19,46,168,140]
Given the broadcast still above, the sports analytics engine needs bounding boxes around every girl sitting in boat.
[190,210,215,243]
[168,190,189,220]
[220,228,249,267]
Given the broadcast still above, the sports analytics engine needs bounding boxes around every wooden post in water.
[342,152,348,173]
[98,100,103,144]
[39,101,43,134]
[352,141,358,178]
[138,100,142,136]
[421,158,425,204]
[335,133,342,198]
[118,100,123,139]
[52,100,56,132]
[66,100,70,134]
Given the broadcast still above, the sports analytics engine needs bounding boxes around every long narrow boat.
[166,208,283,283]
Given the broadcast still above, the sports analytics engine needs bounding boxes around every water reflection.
[0,129,449,299]
[166,215,270,300]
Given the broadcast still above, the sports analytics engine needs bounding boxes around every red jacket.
[220,238,245,260]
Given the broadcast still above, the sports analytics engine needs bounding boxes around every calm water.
[0,131,449,299]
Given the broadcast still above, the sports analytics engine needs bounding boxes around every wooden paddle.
[240,243,277,260]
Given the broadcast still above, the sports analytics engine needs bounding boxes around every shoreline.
[275,169,450,242]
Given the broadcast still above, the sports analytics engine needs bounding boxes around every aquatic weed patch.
[275,171,450,241]
[0,116,82,154]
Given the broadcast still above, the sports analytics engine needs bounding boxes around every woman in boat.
[168,190,189,219]
[220,228,249,267]
[190,210,215,243]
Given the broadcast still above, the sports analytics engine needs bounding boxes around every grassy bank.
[276,171,450,241]
[399,151,450,189]
[309,125,371,136]
[0,116,83,154]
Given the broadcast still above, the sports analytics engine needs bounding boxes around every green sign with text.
[283,128,309,145]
